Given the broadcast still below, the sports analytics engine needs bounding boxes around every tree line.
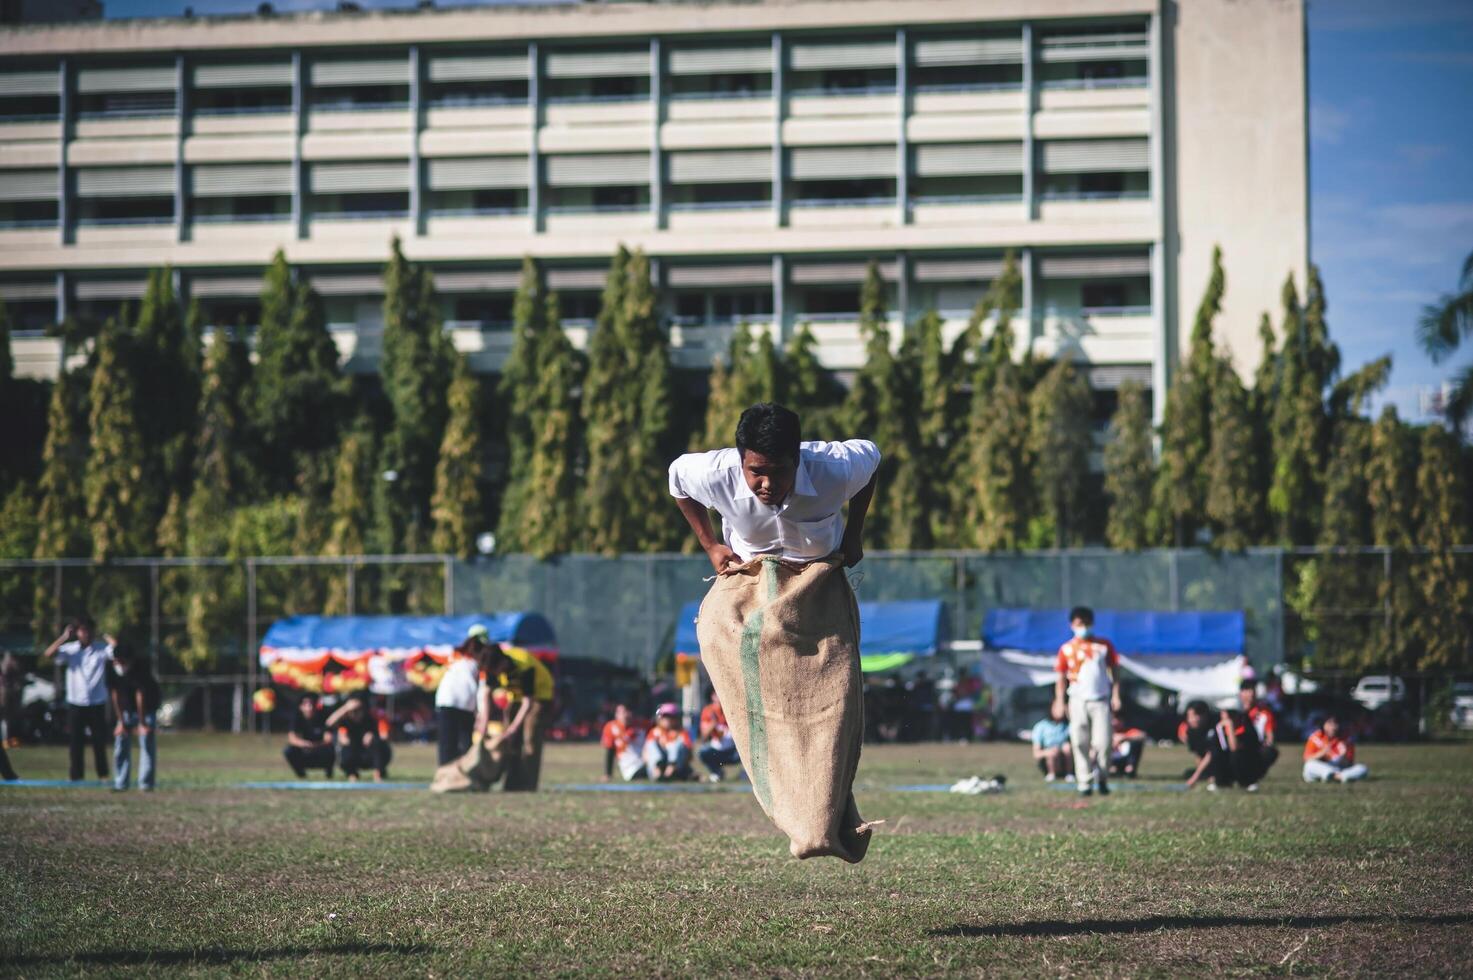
[0,240,1468,671]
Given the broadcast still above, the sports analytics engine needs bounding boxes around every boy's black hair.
[1239,678,1257,692]
[1322,712,1341,725]
[69,615,95,631]
[1185,699,1211,716]
[1068,606,1094,626]
[735,403,801,463]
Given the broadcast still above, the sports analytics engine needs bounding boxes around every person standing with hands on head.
[106,644,161,792]
[1053,606,1121,797]
[44,616,114,783]
[669,402,881,862]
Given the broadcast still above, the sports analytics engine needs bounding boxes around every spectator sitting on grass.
[1239,679,1280,774]
[327,695,392,783]
[698,690,741,783]
[1302,714,1369,783]
[1030,700,1073,782]
[1207,707,1267,792]
[284,696,335,779]
[1181,700,1215,788]
[601,704,647,782]
[643,703,693,782]
[1108,715,1147,779]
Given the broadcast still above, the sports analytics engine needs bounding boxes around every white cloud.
[1310,100,1353,146]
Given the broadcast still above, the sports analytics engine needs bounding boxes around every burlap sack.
[430,727,508,794]
[696,555,876,862]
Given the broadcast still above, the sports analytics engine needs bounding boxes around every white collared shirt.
[54,640,113,707]
[668,439,881,562]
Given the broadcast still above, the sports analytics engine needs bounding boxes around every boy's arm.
[1185,750,1213,787]
[1052,673,1067,715]
[674,496,739,576]
[839,472,877,568]
[1107,644,1122,713]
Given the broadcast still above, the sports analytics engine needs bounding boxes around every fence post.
[1168,550,1180,612]
[246,559,257,735]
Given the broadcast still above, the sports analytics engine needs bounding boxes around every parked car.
[1352,675,1406,711]
[1450,682,1473,731]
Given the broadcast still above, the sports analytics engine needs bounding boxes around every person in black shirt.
[283,696,335,779]
[326,695,392,782]
[106,645,161,791]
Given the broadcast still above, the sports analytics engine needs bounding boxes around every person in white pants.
[1302,715,1369,783]
[1053,606,1122,797]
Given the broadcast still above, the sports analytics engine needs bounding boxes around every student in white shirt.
[668,403,880,574]
[435,641,481,765]
[43,616,114,782]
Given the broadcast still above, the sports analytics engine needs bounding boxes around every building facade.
[0,0,1306,416]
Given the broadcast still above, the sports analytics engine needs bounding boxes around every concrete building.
[0,0,1307,417]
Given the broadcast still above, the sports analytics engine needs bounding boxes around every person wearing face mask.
[1052,606,1122,797]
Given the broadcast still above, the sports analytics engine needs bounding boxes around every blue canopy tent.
[675,599,946,673]
[977,607,1247,699]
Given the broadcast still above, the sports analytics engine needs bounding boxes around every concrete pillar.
[409,45,424,236]
[175,54,187,242]
[896,28,910,227]
[772,253,787,343]
[650,37,665,230]
[529,41,543,234]
[772,32,786,228]
[58,58,71,246]
[291,50,305,240]
[1022,22,1037,221]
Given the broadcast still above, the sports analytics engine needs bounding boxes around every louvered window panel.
[667,149,771,185]
[75,166,175,197]
[666,264,772,288]
[0,170,58,202]
[544,49,649,79]
[428,53,530,82]
[913,258,1004,282]
[193,62,293,88]
[0,281,56,301]
[76,65,176,93]
[188,276,264,298]
[433,269,523,293]
[1040,139,1149,173]
[1088,364,1153,389]
[191,164,292,197]
[914,142,1023,177]
[311,58,410,87]
[74,279,147,301]
[2,70,61,97]
[789,146,896,180]
[309,273,384,296]
[544,268,607,291]
[545,153,650,187]
[790,261,898,284]
[1038,254,1151,278]
[310,161,409,194]
[789,40,895,71]
[913,37,1024,66]
[425,156,528,190]
[1040,31,1149,63]
[668,45,773,75]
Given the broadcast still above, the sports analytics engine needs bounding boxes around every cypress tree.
[782,323,844,443]
[694,322,779,451]
[694,343,737,451]
[840,261,909,547]
[1151,246,1224,546]
[522,289,582,557]
[1028,358,1094,547]
[431,354,485,557]
[582,249,676,552]
[1103,381,1154,550]
[379,238,454,552]
[85,316,153,560]
[322,423,375,615]
[1412,426,1472,670]
[132,268,201,506]
[32,368,89,638]
[1268,276,1324,544]
[1203,361,1262,550]
[1310,417,1377,670]
[496,257,545,551]
[901,309,951,546]
[252,250,342,493]
[1366,406,1420,673]
[963,308,1033,550]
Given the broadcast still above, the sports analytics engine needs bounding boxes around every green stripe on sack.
[739,559,779,810]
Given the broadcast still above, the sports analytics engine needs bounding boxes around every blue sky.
[105,0,1473,417]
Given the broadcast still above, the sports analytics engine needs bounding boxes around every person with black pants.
[434,643,479,766]
[283,696,335,779]
[326,695,392,782]
[44,617,113,782]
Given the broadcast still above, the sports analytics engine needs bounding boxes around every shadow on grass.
[0,942,428,967]
[930,912,1473,939]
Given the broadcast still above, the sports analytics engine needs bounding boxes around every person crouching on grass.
[643,703,694,782]
[284,695,335,779]
[1053,606,1121,797]
[1030,700,1073,783]
[601,703,647,782]
[471,633,555,792]
[1302,714,1368,783]
[326,695,391,782]
[107,644,161,792]
[698,689,741,782]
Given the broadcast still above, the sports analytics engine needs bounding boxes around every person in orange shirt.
[1239,679,1280,776]
[642,702,694,782]
[1053,606,1122,797]
[601,704,647,782]
[1108,716,1147,778]
[697,690,742,782]
[1302,714,1368,783]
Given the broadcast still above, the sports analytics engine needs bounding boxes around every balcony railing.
[666,199,771,213]
[445,318,514,332]
[76,108,176,120]
[193,105,292,117]
[910,193,1024,205]
[545,203,649,215]
[790,197,896,209]
[0,218,59,229]
[788,84,898,98]
[308,101,410,113]
[0,112,61,123]
[431,207,528,218]
[1040,76,1148,91]
[192,212,291,224]
[913,81,1024,94]
[545,92,651,105]
[76,214,174,227]
[429,95,530,110]
[667,89,772,103]
[1040,190,1150,201]
[1081,305,1152,317]
[310,209,410,221]
[667,314,775,328]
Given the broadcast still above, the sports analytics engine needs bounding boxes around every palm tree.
[1417,250,1473,436]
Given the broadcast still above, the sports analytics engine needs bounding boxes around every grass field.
[3,735,1471,977]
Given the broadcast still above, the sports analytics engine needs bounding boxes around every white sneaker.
[1045,773,1057,783]
[1206,782,1218,792]
[707,773,722,784]
[1246,783,1259,793]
